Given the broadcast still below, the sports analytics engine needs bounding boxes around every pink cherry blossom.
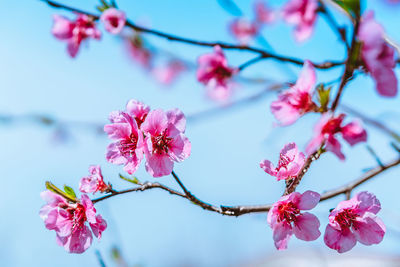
[254,0,276,24]
[153,60,187,85]
[100,8,126,34]
[324,191,385,253]
[125,35,153,68]
[229,18,259,44]
[40,191,107,253]
[197,46,238,101]
[271,60,317,126]
[260,142,305,181]
[306,114,367,160]
[358,11,398,97]
[52,14,101,58]
[268,191,321,250]
[282,0,318,42]
[141,108,191,177]
[79,165,109,194]
[125,99,151,127]
[104,110,144,175]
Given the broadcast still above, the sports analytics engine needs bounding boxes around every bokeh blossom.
[100,8,126,34]
[229,18,259,44]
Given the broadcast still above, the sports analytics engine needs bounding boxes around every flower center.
[334,208,358,229]
[322,118,342,135]
[118,133,138,157]
[213,66,233,81]
[289,91,314,112]
[70,204,87,233]
[277,153,292,170]
[109,17,120,28]
[277,202,300,223]
[152,132,172,154]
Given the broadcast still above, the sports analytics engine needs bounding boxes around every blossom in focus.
[39,191,107,253]
[141,109,191,177]
[271,60,317,126]
[324,191,385,253]
[268,191,321,250]
[125,35,153,68]
[100,8,126,34]
[358,11,398,97]
[229,18,259,44]
[125,99,151,127]
[254,0,276,24]
[306,114,367,160]
[260,142,305,181]
[79,165,108,194]
[104,110,144,175]
[152,60,187,85]
[52,14,101,58]
[282,0,318,42]
[197,45,238,101]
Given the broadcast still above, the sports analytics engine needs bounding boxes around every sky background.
[1,0,400,266]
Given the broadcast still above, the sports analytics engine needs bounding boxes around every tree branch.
[40,0,344,70]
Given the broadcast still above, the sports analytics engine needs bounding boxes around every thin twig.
[40,0,344,70]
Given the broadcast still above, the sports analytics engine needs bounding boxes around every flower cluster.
[268,191,385,252]
[39,191,107,253]
[283,0,318,42]
[104,99,191,177]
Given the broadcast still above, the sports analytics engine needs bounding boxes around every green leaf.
[316,84,331,112]
[119,174,140,184]
[45,181,77,202]
[63,185,77,199]
[333,0,361,19]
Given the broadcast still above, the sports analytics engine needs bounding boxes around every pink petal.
[293,212,321,241]
[145,153,174,177]
[356,191,381,215]
[166,108,186,133]
[295,60,316,93]
[341,120,367,146]
[324,224,357,253]
[104,122,131,140]
[297,190,320,210]
[353,214,385,245]
[272,221,293,250]
[260,159,277,177]
[90,214,107,239]
[141,109,168,136]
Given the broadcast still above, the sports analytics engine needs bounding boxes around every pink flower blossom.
[306,114,367,160]
[40,191,107,253]
[79,165,108,194]
[52,14,101,58]
[358,11,398,97]
[229,18,259,44]
[254,0,276,24]
[271,60,317,126]
[260,142,305,180]
[324,191,385,253]
[104,109,145,175]
[141,109,191,177]
[100,8,126,34]
[268,191,321,250]
[125,35,153,68]
[153,60,187,85]
[197,46,238,101]
[282,0,318,42]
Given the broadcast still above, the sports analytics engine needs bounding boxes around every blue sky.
[1,0,400,266]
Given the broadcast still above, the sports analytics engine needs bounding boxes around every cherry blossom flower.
[306,114,367,160]
[268,191,321,250]
[197,46,238,101]
[100,8,126,34]
[79,165,108,194]
[40,191,107,253]
[358,11,398,97]
[229,18,259,44]
[254,0,276,24]
[52,14,101,58]
[125,35,153,68]
[324,191,385,253]
[282,0,318,42]
[260,142,305,181]
[271,60,317,126]
[141,108,191,177]
[104,110,144,175]
[152,60,187,85]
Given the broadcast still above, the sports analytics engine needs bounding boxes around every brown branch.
[40,0,344,70]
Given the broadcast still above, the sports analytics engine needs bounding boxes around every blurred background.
[1,0,400,266]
